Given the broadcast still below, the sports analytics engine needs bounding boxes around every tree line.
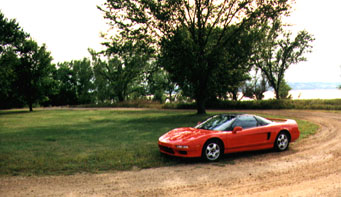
[0,1,314,113]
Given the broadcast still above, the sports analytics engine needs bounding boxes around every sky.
[0,0,108,63]
[0,0,340,83]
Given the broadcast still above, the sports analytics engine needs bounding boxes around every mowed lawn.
[0,109,318,176]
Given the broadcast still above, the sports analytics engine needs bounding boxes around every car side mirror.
[232,126,242,134]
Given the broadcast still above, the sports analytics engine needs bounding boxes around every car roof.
[212,113,252,120]
[217,113,251,118]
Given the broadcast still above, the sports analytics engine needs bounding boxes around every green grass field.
[0,109,318,176]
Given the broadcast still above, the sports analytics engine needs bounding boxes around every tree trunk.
[29,102,33,112]
[168,91,173,103]
[195,79,208,114]
[232,92,238,101]
[196,98,206,114]
[118,94,124,102]
[275,87,280,100]
[118,89,125,102]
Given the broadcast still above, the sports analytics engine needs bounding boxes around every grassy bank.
[63,99,341,111]
[164,99,341,110]
[0,109,318,176]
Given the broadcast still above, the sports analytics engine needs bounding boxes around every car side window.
[232,116,258,129]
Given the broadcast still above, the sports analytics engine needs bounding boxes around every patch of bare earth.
[1,110,340,196]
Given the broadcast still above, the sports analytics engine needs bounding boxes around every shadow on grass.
[0,110,31,116]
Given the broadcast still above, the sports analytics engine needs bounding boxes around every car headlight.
[176,145,189,149]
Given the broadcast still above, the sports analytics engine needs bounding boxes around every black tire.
[274,131,290,151]
[202,140,223,161]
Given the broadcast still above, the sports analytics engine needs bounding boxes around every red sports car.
[158,114,300,161]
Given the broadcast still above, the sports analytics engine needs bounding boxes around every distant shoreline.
[263,88,341,100]
[288,82,340,90]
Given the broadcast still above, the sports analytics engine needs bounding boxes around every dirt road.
[1,110,340,196]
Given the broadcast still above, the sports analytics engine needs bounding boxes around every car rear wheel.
[202,140,223,161]
[274,132,289,151]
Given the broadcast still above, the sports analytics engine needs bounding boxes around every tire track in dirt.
[0,110,340,196]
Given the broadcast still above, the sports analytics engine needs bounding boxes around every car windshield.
[195,114,236,131]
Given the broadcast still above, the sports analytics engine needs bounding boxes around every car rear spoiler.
[266,118,288,122]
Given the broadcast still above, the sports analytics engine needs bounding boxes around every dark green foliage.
[0,48,23,109]
[49,63,78,105]
[48,58,95,106]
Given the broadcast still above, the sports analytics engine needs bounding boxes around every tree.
[16,40,54,111]
[1,12,55,111]
[51,59,95,106]
[147,65,177,103]
[100,0,293,113]
[72,58,95,104]
[160,26,254,103]
[0,11,29,109]
[51,62,78,106]
[252,20,314,99]
[92,58,116,103]
[90,41,150,102]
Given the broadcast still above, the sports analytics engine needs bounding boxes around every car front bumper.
[158,141,202,158]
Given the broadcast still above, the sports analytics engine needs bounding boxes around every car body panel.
[158,114,300,158]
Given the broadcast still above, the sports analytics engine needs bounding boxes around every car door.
[227,115,269,150]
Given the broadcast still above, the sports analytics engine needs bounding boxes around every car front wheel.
[202,140,223,161]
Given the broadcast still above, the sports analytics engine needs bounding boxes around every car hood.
[159,127,216,143]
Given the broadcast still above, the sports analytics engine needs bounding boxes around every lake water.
[263,89,341,100]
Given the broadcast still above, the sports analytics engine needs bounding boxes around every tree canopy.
[100,0,293,113]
